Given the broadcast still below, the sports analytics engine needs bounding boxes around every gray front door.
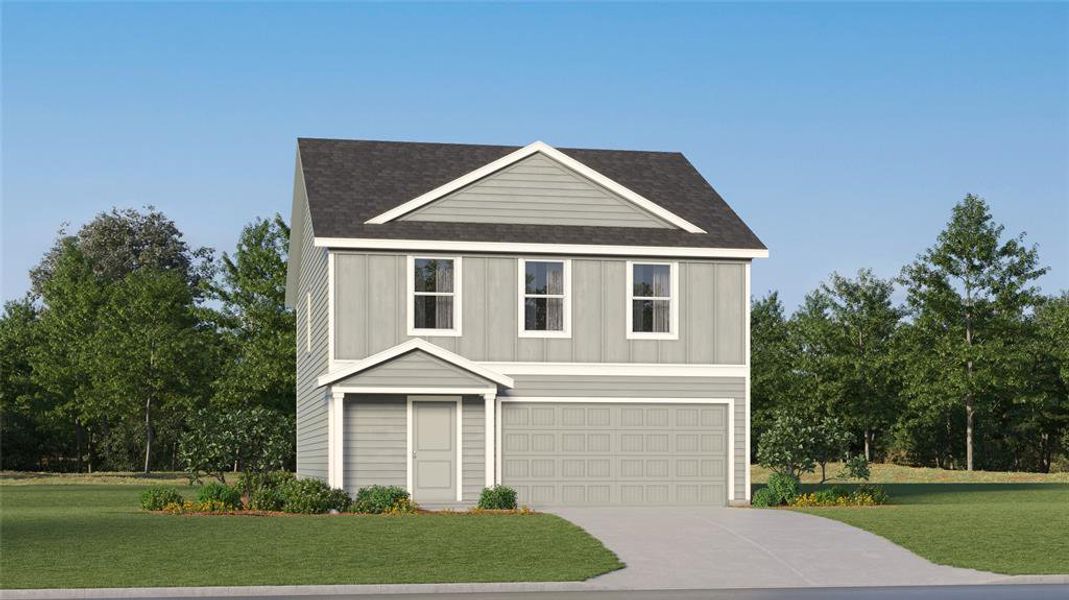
[412,401,456,502]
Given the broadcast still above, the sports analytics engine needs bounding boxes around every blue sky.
[3,2,1067,309]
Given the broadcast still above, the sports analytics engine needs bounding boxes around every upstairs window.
[627,261,678,339]
[519,259,570,338]
[408,256,462,336]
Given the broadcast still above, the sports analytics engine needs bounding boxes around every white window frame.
[407,255,463,337]
[517,258,571,339]
[626,260,679,341]
[305,292,312,353]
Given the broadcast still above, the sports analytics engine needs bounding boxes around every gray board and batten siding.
[332,253,746,365]
[399,152,674,229]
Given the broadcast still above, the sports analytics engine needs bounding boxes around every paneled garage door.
[501,402,729,506]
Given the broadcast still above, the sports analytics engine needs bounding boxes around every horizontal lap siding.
[462,397,485,502]
[344,396,406,496]
[400,153,672,229]
[295,160,329,482]
[503,375,747,501]
[335,351,489,388]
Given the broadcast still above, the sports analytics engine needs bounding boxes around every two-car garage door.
[501,402,729,506]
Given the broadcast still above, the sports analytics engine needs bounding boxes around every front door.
[412,400,457,502]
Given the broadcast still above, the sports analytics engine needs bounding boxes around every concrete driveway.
[553,507,1007,590]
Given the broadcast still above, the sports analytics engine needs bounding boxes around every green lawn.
[0,483,623,589]
[787,482,1069,575]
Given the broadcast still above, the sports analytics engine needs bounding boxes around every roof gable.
[366,142,704,233]
[398,151,675,229]
[294,138,767,252]
[317,338,514,389]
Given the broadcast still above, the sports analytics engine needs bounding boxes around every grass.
[751,466,1069,575]
[751,462,1069,484]
[0,483,623,589]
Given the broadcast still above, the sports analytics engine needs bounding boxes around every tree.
[899,195,1047,470]
[0,298,59,470]
[179,406,295,484]
[28,207,217,471]
[209,215,296,416]
[30,207,212,297]
[756,409,819,480]
[1014,293,1069,471]
[750,292,800,455]
[91,269,216,472]
[811,416,853,483]
[818,270,903,460]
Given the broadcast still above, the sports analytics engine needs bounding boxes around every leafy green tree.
[28,208,217,471]
[750,292,800,455]
[0,298,60,469]
[91,269,217,472]
[209,215,295,416]
[1014,293,1069,471]
[899,195,1047,470]
[811,415,853,483]
[179,406,295,484]
[818,270,903,460]
[756,408,819,480]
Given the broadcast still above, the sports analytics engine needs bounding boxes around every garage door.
[501,402,729,506]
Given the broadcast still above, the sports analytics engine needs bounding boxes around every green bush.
[197,481,243,509]
[828,485,850,499]
[237,470,294,497]
[837,455,871,481]
[751,487,775,508]
[249,487,286,511]
[281,478,351,514]
[140,486,184,511]
[852,483,889,505]
[477,485,518,510]
[766,472,799,505]
[812,488,838,505]
[353,485,413,514]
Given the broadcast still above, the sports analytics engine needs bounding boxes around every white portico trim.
[321,339,511,495]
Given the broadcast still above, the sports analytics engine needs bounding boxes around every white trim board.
[517,258,572,339]
[744,261,752,501]
[407,255,463,337]
[478,362,747,378]
[500,396,736,504]
[626,260,679,341]
[406,395,464,503]
[317,338,514,388]
[332,386,496,396]
[364,141,706,234]
[316,237,769,260]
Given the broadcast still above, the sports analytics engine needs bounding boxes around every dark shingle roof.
[297,138,765,251]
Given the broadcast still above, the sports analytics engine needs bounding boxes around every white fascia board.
[363,141,706,234]
[317,338,514,388]
[333,386,496,395]
[315,237,769,260]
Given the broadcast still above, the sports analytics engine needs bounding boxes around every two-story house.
[285,139,767,507]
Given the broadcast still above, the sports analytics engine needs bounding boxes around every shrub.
[249,487,286,512]
[197,481,243,509]
[238,470,294,497]
[837,455,871,481]
[160,500,232,514]
[827,485,850,499]
[852,484,889,505]
[477,485,518,510]
[353,485,413,514]
[281,478,351,514]
[812,488,838,505]
[140,486,184,511]
[751,487,775,508]
[766,472,799,505]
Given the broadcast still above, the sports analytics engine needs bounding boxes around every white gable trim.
[315,237,768,259]
[363,141,706,234]
[316,338,515,389]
